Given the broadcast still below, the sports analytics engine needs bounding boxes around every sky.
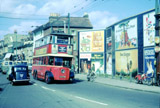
[0,0,156,39]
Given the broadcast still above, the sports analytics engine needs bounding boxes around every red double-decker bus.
[32,33,75,84]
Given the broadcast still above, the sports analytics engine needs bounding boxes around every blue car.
[8,65,30,85]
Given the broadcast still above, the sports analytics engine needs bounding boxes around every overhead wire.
[62,0,86,15]
[74,0,115,15]
[0,15,48,21]
[70,0,98,15]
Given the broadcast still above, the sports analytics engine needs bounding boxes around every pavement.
[75,74,160,94]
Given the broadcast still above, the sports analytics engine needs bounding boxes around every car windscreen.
[14,67,27,72]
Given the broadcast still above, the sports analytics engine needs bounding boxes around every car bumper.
[13,79,30,82]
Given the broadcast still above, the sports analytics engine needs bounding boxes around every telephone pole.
[155,0,160,85]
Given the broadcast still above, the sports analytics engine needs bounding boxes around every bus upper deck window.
[50,36,52,43]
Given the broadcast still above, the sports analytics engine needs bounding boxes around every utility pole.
[155,0,160,85]
[68,13,70,35]
[14,30,17,60]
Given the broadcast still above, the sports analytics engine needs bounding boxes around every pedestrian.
[91,63,95,73]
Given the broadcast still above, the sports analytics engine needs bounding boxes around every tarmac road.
[0,73,160,108]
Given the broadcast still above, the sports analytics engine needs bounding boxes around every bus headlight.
[61,69,65,74]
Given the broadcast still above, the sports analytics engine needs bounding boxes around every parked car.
[8,64,30,85]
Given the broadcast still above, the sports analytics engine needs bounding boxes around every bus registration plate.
[60,76,66,78]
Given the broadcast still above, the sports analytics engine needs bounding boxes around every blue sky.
[0,0,155,39]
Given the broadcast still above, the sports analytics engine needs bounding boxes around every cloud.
[8,21,41,34]
[0,21,41,39]
[0,0,19,12]
[0,0,118,39]
[0,30,9,39]
[13,4,37,17]
[36,0,90,16]
[88,11,118,29]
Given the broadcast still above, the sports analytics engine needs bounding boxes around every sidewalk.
[75,74,160,94]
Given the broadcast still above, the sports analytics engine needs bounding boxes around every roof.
[33,16,93,33]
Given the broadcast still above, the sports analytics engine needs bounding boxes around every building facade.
[0,31,33,64]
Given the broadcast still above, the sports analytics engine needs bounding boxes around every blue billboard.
[144,47,155,77]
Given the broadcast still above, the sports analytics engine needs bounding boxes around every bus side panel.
[32,65,45,80]
[33,66,70,81]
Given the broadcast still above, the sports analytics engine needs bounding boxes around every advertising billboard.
[80,32,92,52]
[115,18,138,50]
[115,49,138,77]
[79,30,104,52]
[80,54,91,73]
[144,48,155,77]
[143,11,155,47]
[91,31,104,52]
[91,53,104,74]
[106,28,112,75]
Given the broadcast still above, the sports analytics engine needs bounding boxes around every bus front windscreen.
[55,58,63,66]
[63,58,71,68]
[54,57,71,68]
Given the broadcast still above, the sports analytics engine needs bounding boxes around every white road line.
[34,83,38,86]
[74,96,108,106]
[41,86,56,92]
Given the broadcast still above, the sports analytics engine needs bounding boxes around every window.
[63,58,71,68]
[52,36,55,44]
[9,62,13,65]
[48,56,54,65]
[55,57,63,66]
[44,57,46,65]
[14,67,27,71]
[57,37,68,44]
[44,37,47,45]
[71,30,76,35]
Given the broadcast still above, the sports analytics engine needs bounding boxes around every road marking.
[74,96,108,106]
[34,83,38,86]
[41,86,56,92]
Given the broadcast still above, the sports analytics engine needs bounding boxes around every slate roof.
[33,16,93,32]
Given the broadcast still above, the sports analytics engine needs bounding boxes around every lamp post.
[14,30,17,60]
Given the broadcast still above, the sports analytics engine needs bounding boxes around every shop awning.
[3,53,12,60]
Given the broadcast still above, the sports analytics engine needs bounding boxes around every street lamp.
[14,30,17,60]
